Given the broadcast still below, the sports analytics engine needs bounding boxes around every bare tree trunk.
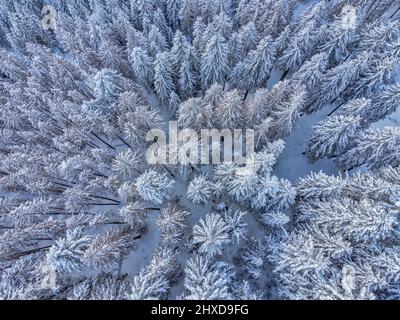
[280,68,290,81]
[390,6,400,19]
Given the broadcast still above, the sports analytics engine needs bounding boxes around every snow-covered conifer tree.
[170,30,190,74]
[153,8,172,43]
[135,170,175,204]
[169,91,181,117]
[47,227,90,273]
[318,5,359,63]
[200,34,230,90]
[179,0,199,33]
[212,12,233,39]
[239,237,267,280]
[340,98,372,118]
[221,209,247,244]
[239,21,258,54]
[296,171,347,201]
[228,32,244,68]
[93,68,125,103]
[337,127,400,170]
[119,202,147,234]
[177,97,203,129]
[266,0,296,38]
[166,0,182,30]
[187,174,213,204]
[183,254,234,299]
[112,149,142,179]
[192,212,231,257]
[292,53,328,91]
[192,17,206,60]
[148,25,169,58]
[269,85,306,138]
[216,89,246,129]
[231,36,276,95]
[178,51,196,99]
[129,47,154,87]
[306,115,362,162]
[363,84,400,123]
[128,246,177,299]
[156,205,189,245]
[154,52,176,103]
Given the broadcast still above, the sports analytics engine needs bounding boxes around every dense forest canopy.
[0,0,399,300]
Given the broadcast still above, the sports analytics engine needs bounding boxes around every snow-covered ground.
[275,107,339,182]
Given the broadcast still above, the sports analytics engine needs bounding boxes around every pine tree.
[340,98,372,118]
[307,58,361,113]
[177,97,203,129]
[170,30,190,75]
[200,34,230,90]
[269,84,306,138]
[239,236,267,279]
[135,170,175,204]
[179,0,198,34]
[231,36,276,95]
[93,68,125,103]
[232,280,265,300]
[119,202,147,234]
[83,226,134,268]
[363,84,400,123]
[71,273,130,300]
[277,24,316,74]
[267,178,296,213]
[169,91,181,118]
[154,52,176,103]
[306,115,362,162]
[148,25,168,58]
[318,5,359,63]
[352,56,399,96]
[296,171,347,201]
[239,21,258,54]
[192,212,231,257]
[246,87,271,124]
[298,198,398,243]
[128,246,177,299]
[153,8,172,43]
[183,254,234,300]
[337,127,400,171]
[192,17,206,62]
[221,209,247,244]
[47,227,90,273]
[178,51,196,99]
[292,53,328,91]
[265,0,296,38]
[112,149,142,179]
[226,166,260,203]
[212,12,233,39]
[129,47,154,87]
[216,89,246,129]
[126,27,149,52]
[254,117,273,149]
[357,20,400,55]
[156,205,189,245]
[228,32,244,68]
[187,174,213,204]
[166,0,182,30]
